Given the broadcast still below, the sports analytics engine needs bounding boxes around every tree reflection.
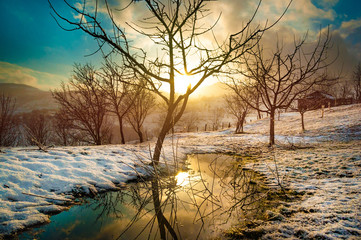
[91,154,266,240]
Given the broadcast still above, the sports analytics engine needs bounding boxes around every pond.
[19,154,267,240]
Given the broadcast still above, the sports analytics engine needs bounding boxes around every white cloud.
[317,0,339,9]
[338,19,361,38]
[0,62,67,90]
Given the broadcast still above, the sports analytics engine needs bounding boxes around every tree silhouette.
[353,62,361,102]
[229,31,333,145]
[53,64,111,145]
[50,0,291,162]
[0,95,18,147]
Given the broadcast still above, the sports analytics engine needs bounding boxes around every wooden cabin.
[298,91,336,111]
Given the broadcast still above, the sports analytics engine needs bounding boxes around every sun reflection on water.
[175,171,190,186]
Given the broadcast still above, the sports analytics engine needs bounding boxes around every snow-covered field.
[1,103,360,238]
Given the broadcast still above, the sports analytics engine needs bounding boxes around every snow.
[1,103,361,238]
[0,146,158,235]
[246,142,361,239]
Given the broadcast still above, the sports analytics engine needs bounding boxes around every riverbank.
[225,140,361,239]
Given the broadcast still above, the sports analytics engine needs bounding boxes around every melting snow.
[0,104,360,238]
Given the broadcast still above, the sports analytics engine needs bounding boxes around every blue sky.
[0,0,360,90]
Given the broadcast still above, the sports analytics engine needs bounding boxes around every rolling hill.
[0,83,57,112]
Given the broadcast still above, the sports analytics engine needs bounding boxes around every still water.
[19,154,265,240]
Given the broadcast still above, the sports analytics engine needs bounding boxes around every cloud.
[317,0,339,9]
[205,0,336,35]
[65,1,334,52]
[61,0,360,75]
[338,19,361,38]
[0,62,67,90]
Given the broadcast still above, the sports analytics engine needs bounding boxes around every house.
[298,91,336,111]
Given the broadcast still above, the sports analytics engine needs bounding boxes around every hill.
[192,82,230,98]
[0,83,57,112]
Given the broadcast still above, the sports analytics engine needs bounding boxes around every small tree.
[296,75,339,132]
[296,94,313,132]
[233,31,333,145]
[53,64,110,145]
[224,92,251,134]
[52,110,77,146]
[0,95,18,147]
[337,80,353,99]
[352,62,361,102]
[125,87,155,143]
[178,109,199,132]
[100,61,138,144]
[211,107,224,131]
[22,110,51,146]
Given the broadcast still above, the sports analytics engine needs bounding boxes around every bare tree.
[0,95,18,147]
[53,64,110,145]
[232,31,333,145]
[177,109,199,132]
[50,0,291,165]
[100,61,138,144]
[312,75,339,97]
[224,92,251,134]
[295,75,339,132]
[352,62,361,102]
[22,110,51,146]
[52,110,77,146]
[125,87,155,143]
[211,107,224,131]
[337,81,353,99]
[184,111,199,132]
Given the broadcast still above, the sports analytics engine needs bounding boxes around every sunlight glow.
[174,72,200,94]
[175,171,190,186]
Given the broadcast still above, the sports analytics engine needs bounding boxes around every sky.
[0,0,360,91]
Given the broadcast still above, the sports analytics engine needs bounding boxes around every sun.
[174,72,200,94]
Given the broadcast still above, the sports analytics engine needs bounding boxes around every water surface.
[19,154,266,240]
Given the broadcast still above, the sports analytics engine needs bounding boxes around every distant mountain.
[0,83,58,112]
[192,82,231,98]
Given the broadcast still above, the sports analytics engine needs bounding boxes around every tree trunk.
[151,179,178,240]
[152,110,173,165]
[151,180,166,239]
[117,115,125,144]
[62,130,67,146]
[95,137,102,145]
[269,108,275,146]
[95,127,102,145]
[137,128,144,143]
[321,105,325,118]
[257,109,262,120]
[152,127,168,165]
[256,95,262,119]
[240,111,247,133]
[235,118,241,133]
[301,111,305,132]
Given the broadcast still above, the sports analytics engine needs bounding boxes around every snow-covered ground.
[1,103,360,238]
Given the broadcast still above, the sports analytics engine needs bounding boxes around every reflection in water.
[20,154,267,240]
[175,172,190,186]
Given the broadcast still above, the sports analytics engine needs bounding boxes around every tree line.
[0,62,155,147]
